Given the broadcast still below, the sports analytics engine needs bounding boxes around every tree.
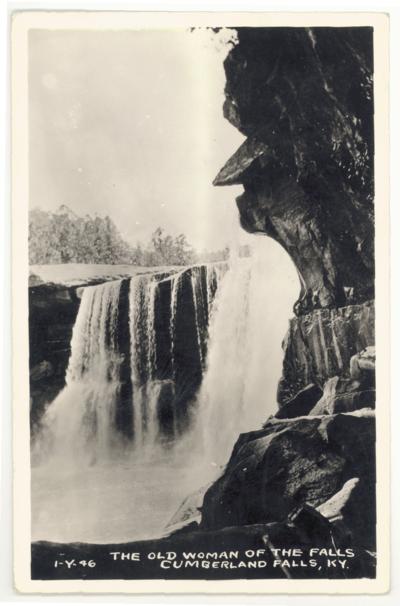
[29,207,228,267]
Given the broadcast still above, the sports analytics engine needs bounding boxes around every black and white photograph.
[11,11,390,594]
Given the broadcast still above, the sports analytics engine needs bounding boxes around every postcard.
[11,10,390,594]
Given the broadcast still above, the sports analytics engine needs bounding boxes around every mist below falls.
[31,237,299,544]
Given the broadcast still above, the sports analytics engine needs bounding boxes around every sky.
[29,28,250,252]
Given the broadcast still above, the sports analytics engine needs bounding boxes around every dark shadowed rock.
[317,475,376,551]
[285,503,334,546]
[262,503,376,578]
[29,284,81,427]
[274,383,323,419]
[214,27,374,313]
[201,411,375,549]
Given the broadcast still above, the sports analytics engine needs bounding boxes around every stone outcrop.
[278,301,374,403]
[200,410,376,550]
[309,375,375,416]
[274,383,323,419]
[350,346,375,379]
[214,27,374,314]
[29,284,81,428]
[196,26,377,576]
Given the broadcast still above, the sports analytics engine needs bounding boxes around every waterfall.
[35,264,228,465]
[35,280,124,465]
[31,264,229,543]
[192,241,299,467]
[36,252,295,464]
[190,270,204,368]
[31,246,297,543]
[169,268,185,391]
[128,274,159,450]
[206,263,226,319]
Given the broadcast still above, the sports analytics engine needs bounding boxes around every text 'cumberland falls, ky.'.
[24,23,379,585]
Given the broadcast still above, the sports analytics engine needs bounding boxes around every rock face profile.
[200,26,376,573]
[214,27,374,314]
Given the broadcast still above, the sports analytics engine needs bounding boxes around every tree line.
[29,206,240,266]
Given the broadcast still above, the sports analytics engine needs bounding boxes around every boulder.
[350,346,375,380]
[317,477,359,522]
[274,383,323,419]
[310,376,375,415]
[201,411,375,549]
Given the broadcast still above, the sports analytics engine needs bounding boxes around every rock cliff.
[278,301,375,403]
[29,284,80,428]
[214,27,374,314]
[199,26,376,572]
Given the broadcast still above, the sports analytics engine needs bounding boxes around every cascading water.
[31,241,298,544]
[33,279,124,465]
[129,274,159,451]
[31,264,226,543]
[192,240,299,466]
[36,266,222,464]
